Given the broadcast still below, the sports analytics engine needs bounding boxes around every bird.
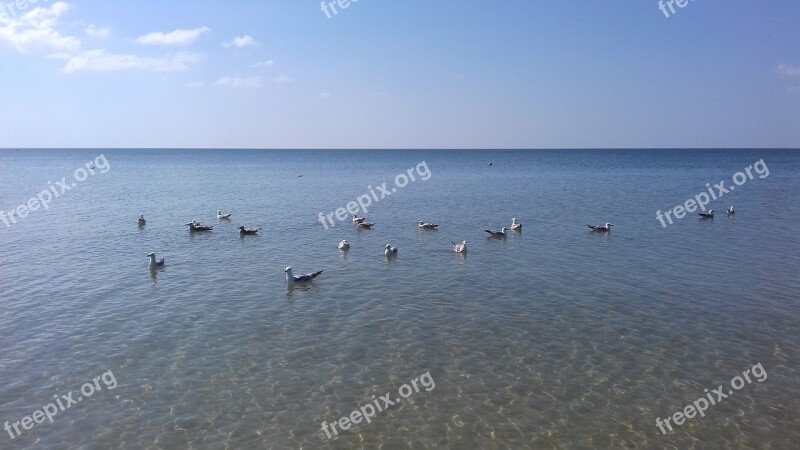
[147,252,165,269]
[285,267,323,285]
[485,227,509,238]
[357,222,375,229]
[727,206,735,215]
[452,240,467,253]
[338,240,350,251]
[418,221,439,229]
[217,210,232,220]
[384,244,398,257]
[352,215,366,224]
[137,214,146,226]
[511,218,522,231]
[699,210,714,219]
[587,223,613,232]
[186,221,213,232]
[238,226,260,235]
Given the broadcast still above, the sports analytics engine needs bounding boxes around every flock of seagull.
[140,205,736,286]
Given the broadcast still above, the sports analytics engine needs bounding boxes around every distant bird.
[418,221,439,229]
[357,222,375,229]
[238,226,260,235]
[147,252,165,269]
[338,240,350,251]
[186,221,213,232]
[587,223,613,232]
[285,267,323,285]
[384,244,398,257]
[452,240,467,253]
[352,215,366,224]
[511,218,522,231]
[485,227,509,238]
[217,210,232,220]
[137,214,146,226]
[699,210,714,219]
[727,206,735,215]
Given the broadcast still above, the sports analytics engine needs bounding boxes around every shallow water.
[0,149,798,449]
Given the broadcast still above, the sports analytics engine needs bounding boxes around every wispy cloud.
[252,59,274,68]
[136,26,210,46]
[60,50,204,73]
[85,25,110,39]
[0,2,80,53]
[776,64,800,77]
[223,34,259,49]
[215,76,263,88]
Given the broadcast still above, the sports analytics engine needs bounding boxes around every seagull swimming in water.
[352,215,366,224]
[285,267,323,285]
[699,210,714,219]
[238,226,260,235]
[511,218,522,231]
[147,252,165,269]
[727,206,735,215]
[338,240,350,251]
[452,240,467,253]
[186,221,213,232]
[384,244,398,257]
[418,221,439,229]
[485,227,509,238]
[217,210,232,220]
[138,214,146,226]
[357,222,375,229]
[587,223,613,232]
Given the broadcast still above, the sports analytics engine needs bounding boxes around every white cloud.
[136,26,209,46]
[85,25,110,39]
[776,64,800,77]
[273,74,291,83]
[223,34,259,49]
[215,76,263,88]
[252,59,274,68]
[61,50,204,73]
[0,2,80,53]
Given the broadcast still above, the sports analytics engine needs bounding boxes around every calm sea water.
[0,149,798,449]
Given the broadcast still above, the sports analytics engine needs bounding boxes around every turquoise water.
[0,149,798,449]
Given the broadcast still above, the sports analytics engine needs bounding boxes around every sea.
[0,149,798,449]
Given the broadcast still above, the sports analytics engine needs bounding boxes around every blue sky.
[0,0,798,148]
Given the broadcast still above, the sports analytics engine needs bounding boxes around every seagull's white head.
[139,214,145,219]
[606,223,613,228]
[502,227,509,232]
[462,240,467,245]
[284,267,292,273]
[147,252,155,258]
[385,244,391,249]
[512,218,517,223]
[342,240,348,244]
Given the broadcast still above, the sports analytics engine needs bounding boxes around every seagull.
[338,240,350,251]
[137,214,146,226]
[587,223,613,232]
[352,215,366,224]
[285,267,323,285]
[727,206,735,215]
[485,227,509,238]
[357,222,375,229]
[452,240,467,253]
[147,252,165,269]
[186,221,213,232]
[384,244,398,257]
[238,226,260,235]
[217,210,232,220]
[418,221,439,229]
[699,210,714,219]
[511,218,522,231]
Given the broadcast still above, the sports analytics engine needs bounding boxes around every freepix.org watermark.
[658,0,696,19]
[656,159,768,229]
[321,371,435,439]
[320,0,360,19]
[655,363,767,435]
[1,153,110,229]
[317,161,432,230]
[0,0,48,20]
[4,370,118,440]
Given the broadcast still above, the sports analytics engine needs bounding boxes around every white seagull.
[699,210,714,219]
[352,215,366,224]
[511,218,522,231]
[238,226,260,235]
[485,227,509,238]
[727,206,735,215]
[418,221,439,229]
[338,240,350,251]
[285,267,323,285]
[138,214,146,226]
[587,223,613,232]
[452,240,467,253]
[217,210,232,220]
[147,252,165,269]
[384,244,398,257]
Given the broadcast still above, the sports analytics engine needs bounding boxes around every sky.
[0,0,798,149]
